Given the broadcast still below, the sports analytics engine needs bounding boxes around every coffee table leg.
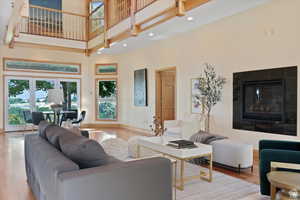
[209,153,213,182]
[180,159,184,190]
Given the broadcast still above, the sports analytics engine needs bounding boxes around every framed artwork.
[191,78,202,113]
[3,58,81,74]
[134,68,148,106]
[95,63,118,75]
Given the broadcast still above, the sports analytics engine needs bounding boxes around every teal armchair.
[259,140,300,195]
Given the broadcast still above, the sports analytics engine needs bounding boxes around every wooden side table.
[267,162,300,200]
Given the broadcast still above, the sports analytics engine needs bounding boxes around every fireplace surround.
[233,67,297,136]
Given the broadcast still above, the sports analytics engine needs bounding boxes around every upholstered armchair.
[259,140,300,195]
[164,120,204,139]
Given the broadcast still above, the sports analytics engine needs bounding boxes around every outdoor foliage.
[8,80,54,97]
[99,102,116,119]
[99,81,116,98]
[198,63,226,131]
[98,80,117,119]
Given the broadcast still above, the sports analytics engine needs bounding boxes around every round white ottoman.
[128,136,159,158]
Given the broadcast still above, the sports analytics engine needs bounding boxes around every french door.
[4,76,80,132]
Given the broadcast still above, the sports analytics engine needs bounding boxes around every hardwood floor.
[0,128,260,200]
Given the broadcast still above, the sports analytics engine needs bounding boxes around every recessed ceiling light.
[97,51,102,55]
[148,32,154,37]
[187,16,194,21]
[123,43,127,47]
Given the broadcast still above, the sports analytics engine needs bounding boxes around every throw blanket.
[190,131,227,165]
[190,131,227,145]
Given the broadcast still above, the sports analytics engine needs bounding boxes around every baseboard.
[80,123,121,128]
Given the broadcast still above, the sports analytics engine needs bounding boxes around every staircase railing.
[19,5,87,41]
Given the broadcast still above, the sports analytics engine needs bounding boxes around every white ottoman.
[211,139,253,171]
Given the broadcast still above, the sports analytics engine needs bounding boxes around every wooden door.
[156,69,176,125]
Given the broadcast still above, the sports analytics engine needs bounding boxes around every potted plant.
[198,63,226,132]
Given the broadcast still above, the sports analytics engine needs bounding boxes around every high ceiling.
[100,0,271,55]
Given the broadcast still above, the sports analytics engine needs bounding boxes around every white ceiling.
[100,0,271,55]
[0,0,13,44]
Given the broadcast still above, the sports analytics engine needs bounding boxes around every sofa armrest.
[259,149,300,195]
[259,140,300,153]
[271,161,300,171]
[58,157,172,200]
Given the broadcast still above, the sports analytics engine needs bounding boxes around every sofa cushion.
[46,125,71,149]
[59,133,110,169]
[38,120,50,139]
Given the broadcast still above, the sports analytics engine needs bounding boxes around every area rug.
[101,138,260,200]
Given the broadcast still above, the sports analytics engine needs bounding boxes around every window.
[4,58,81,74]
[96,79,118,121]
[89,0,105,33]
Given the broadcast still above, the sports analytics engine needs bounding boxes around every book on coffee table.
[167,140,197,149]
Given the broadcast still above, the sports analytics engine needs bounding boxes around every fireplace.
[233,67,297,136]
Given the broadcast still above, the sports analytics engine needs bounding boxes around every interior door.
[161,71,176,122]
[156,69,176,127]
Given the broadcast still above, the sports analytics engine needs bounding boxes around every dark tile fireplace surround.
[233,66,297,136]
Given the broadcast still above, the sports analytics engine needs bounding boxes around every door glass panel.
[60,81,78,111]
[35,80,55,112]
[97,79,117,120]
[8,79,30,125]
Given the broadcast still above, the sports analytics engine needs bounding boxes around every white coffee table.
[137,136,213,190]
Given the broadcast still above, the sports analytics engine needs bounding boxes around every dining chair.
[60,109,78,126]
[32,112,45,126]
[22,110,34,131]
[72,111,86,126]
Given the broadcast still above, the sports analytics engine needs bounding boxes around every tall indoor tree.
[198,63,226,132]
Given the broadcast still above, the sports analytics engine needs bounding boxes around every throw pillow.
[38,120,50,139]
[59,133,109,169]
[46,125,71,149]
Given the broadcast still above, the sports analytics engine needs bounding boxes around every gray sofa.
[25,126,172,200]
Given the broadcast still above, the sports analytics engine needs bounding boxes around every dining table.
[42,110,77,125]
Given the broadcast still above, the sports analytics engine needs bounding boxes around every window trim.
[95,78,118,121]
[3,57,82,75]
[95,63,118,75]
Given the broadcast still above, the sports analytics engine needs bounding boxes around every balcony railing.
[19,5,87,41]
[17,0,158,42]
[107,0,157,28]
[136,0,157,12]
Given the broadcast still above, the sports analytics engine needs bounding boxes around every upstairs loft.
[5,0,211,55]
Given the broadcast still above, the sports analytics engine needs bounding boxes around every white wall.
[115,0,300,148]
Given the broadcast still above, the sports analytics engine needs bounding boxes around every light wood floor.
[0,128,260,200]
